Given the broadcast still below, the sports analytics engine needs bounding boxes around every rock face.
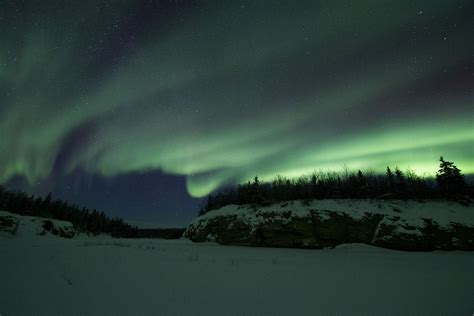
[185,200,474,251]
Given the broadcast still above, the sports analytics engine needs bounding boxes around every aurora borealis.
[1,1,473,224]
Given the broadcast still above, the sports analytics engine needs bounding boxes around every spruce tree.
[386,167,395,191]
[394,167,407,199]
[436,156,467,200]
[356,170,367,198]
[252,176,262,204]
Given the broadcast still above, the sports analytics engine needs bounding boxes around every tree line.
[199,157,472,215]
[0,188,138,237]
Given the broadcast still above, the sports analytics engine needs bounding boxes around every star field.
[1,0,473,223]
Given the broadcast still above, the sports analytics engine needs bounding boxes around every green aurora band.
[1,0,473,197]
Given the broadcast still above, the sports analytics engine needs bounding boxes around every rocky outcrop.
[0,211,76,238]
[41,219,75,238]
[185,200,474,251]
[0,213,19,236]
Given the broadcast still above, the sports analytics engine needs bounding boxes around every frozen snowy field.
[1,234,473,315]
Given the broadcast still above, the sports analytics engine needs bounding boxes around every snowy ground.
[1,229,473,315]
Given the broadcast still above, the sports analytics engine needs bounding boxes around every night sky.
[1,0,473,226]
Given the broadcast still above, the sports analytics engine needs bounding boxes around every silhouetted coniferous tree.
[386,167,395,194]
[436,156,467,200]
[252,176,262,204]
[356,170,367,198]
[394,167,407,199]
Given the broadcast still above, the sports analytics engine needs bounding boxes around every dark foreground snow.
[1,227,473,315]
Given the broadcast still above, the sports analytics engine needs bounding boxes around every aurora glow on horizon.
[1,1,473,223]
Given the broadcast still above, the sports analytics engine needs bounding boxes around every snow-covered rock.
[0,212,19,236]
[185,200,474,251]
[0,211,75,239]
